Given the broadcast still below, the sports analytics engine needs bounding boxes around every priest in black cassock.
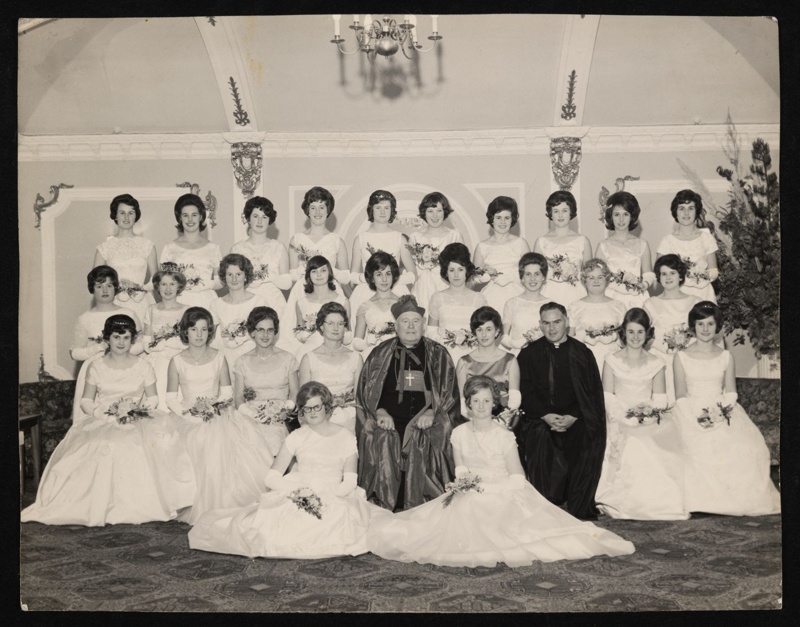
[516,302,606,520]
[355,295,462,512]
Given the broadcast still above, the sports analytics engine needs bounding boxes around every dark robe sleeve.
[568,338,606,442]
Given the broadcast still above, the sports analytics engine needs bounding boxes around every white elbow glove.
[455,465,470,478]
[218,385,233,402]
[264,468,293,492]
[722,392,738,406]
[507,389,521,410]
[140,336,154,353]
[352,337,368,352]
[642,271,656,290]
[80,399,99,417]
[238,403,257,419]
[332,472,358,497]
[130,340,145,356]
[349,270,366,285]
[342,330,354,345]
[272,273,294,291]
[166,392,184,417]
[289,267,304,282]
[71,342,105,361]
[333,267,352,285]
[502,334,526,350]
[474,270,491,284]
[460,398,470,417]
[651,393,668,409]
[708,268,720,282]
[399,270,416,286]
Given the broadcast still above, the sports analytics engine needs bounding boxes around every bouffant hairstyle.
[364,250,400,290]
[301,187,335,217]
[464,375,501,407]
[246,306,280,335]
[304,255,337,294]
[617,307,654,346]
[654,254,687,286]
[366,189,397,223]
[518,252,549,279]
[418,191,454,221]
[688,300,723,333]
[243,196,277,224]
[109,193,141,222]
[438,242,476,282]
[218,253,254,287]
[604,191,641,231]
[315,301,350,333]
[470,306,504,335]
[178,307,215,345]
[87,265,119,294]
[670,189,707,227]
[486,196,519,227]
[580,258,612,283]
[173,193,207,233]
[152,269,187,296]
[297,380,334,415]
[545,190,578,220]
[102,314,138,343]
[540,301,567,318]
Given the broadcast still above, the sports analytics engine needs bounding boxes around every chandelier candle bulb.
[352,14,360,24]
[333,15,341,37]
[410,15,418,42]
[364,14,373,29]
[431,14,439,33]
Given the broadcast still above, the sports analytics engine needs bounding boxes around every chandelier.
[330,14,442,60]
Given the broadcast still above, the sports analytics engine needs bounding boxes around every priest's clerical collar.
[548,337,567,348]
[398,338,424,351]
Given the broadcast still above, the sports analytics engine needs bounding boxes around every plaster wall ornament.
[549,137,582,191]
[34,183,74,229]
[175,182,219,228]
[230,142,263,199]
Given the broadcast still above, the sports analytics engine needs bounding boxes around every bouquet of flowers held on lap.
[406,242,439,270]
[293,314,317,343]
[697,402,734,429]
[584,324,620,346]
[161,262,203,288]
[288,487,323,519]
[367,321,396,345]
[442,473,484,507]
[242,386,296,425]
[608,270,647,294]
[547,254,580,285]
[441,328,478,349]
[148,323,180,350]
[184,397,234,422]
[104,397,154,426]
[663,324,692,353]
[624,403,671,426]
[221,320,249,348]
[493,406,523,430]
[117,283,147,302]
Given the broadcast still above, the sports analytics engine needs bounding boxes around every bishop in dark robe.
[516,302,606,520]
[355,295,462,512]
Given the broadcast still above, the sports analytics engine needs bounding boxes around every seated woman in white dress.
[353,251,400,359]
[233,306,299,457]
[595,191,654,310]
[427,242,487,365]
[188,381,382,559]
[595,308,688,520]
[656,189,719,303]
[567,258,627,374]
[672,301,780,516]
[367,375,635,568]
[501,252,548,355]
[22,315,192,526]
[299,302,363,434]
[165,307,274,525]
[230,195,291,319]
[93,193,158,322]
[408,191,463,312]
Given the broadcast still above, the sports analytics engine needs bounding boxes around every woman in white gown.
[299,302,363,434]
[165,307,274,525]
[500,252,548,355]
[352,251,400,360]
[672,301,780,516]
[230,195,291,319]
[595,308,688,520]
[160,193,222,308]
[189,382,382,559]
[367,375,635,568]
[22,315,192,526]
[656,189,718,302]
[427,243,487,365]
[595,191,654,310]
[534,191,592,308]
[93,194,158,322]
[472,196,530,315]
[408,191,463,311]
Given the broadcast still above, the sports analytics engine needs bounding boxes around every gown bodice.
[451,423,516,482]
[475,237,528,283]
[96,236,155,285]
[306,350,359,395]
[70,308,141,351]
[460,352,515,397]
[656,230,718,289]
[643,294,701,353]
[567,299,627,345]
[289,232,344,270]
[174,351,225,408]
[209,294,265,348]
[597,237,646,277]
[408,230,462,270]
[503,297,544,341]
[359,299,396,340]
[432,291,485,331]
[535,235,587,285]
[287,426,357,483]
[356,230,404,265]
[86,357,156,414]
[160,241,222,293]
[144,305,187,351]
[675,350,729,400]
[230,239,287,289]
[605,352,665,405]
[234,350,298,401]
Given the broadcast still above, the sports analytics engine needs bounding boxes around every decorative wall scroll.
[228,77,251,127]
[34,183,74,229]
[549,137,582,190]
[561,70,577,121]
[175,182,219,227]
[597,176,641,222]
[231,142,263,199]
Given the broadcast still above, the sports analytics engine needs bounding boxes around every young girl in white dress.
[534,191,592,308]
[672,301,780,516]
[595,308,688,520]
[656,189,718,302]
[408,192,463,311]
[595,191,654,310]
[427,243,487,365]
[233,307,299,457]
[166,307,274,525]
[501,252,548,355]
[567,259,627,374]
[366,375,635,568]
[230,195,291,319]
[160,193,222,308]
[93,194,158,322]
[299,302,363,434]
[353,251,400,359]
[472,196,530,315]
[22,315,192,526]
[189,382,381,559]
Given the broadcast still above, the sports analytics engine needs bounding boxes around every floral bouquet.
[697,402,734,429]
[242,386,258,403]
[441,328,478,349]
[87,334,106,345]
[252,263,270,283]
[367,321,396,344]
[161,262,203,288]
[149,323,180,349]
[625,403,671,426]
[289,243,316,265]
[288,487,323,519]
[293,314,317,343]
[221,320,249,347]
[547,254,580,285]
[406,242,439,270]
[608,270,647,294]
[184,396,234,422]
[474,265,501,282]
[117,283,147,302]
[683,257,711,285]
[104,397,154,425]
[584,323,620,345]
[331,389,356,409]
[253,399,296,425]
[523,328,543,344]
[396,216,427,231]
[493,406,523,429]
[663,324,692,353]
[442,473,484,507]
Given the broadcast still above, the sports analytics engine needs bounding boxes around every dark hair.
[304,255,336,293]
[102,314,138,343]
[243,196,277,224]
[246,306,280,335]
[418,191,454,221]
[464,375,501,407]
[580,258,611,283]
[219,253,254,287]
[315,301,349,333]
[364,251,400,290]
[109,194,141,222]
[297,381,334,414]
[178,307,215,345]
[87,265,119,294]
[688,300,723,333]
[617,307,654,346]
[470,306,503,334]
[545,190,578,220]
[301,187,335,217]
[540,301,567,318]
[654,254,687,286]
[604,191,641,231]
[174,193,207,232]
[153,269,187,296]
[518,252,549,279]
[486,196,519,227]
[438,242,476,282]
[670,189,708,227]
[367,190,397,223]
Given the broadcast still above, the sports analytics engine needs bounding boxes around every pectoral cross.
[405,370,414,386]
